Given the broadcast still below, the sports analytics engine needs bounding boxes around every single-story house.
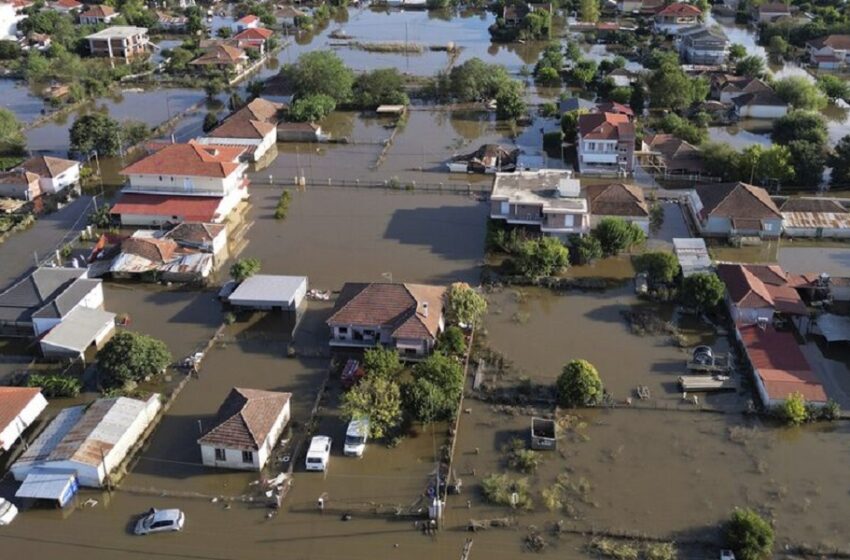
[641,133,704,176]
[190,44,248,73]
[156,12,188,32]
[0,267,105,337]
[447,144,519,174]
[275,5,306,27]
[276,122,327,142]
[78,4,119,25]
[198,100,281,161]
[227,275,308,311]
[733,90,789,120]
[717,263,809,328]
[0,387,48,452]
[18,155,81,195]
[806,35,850,70]
[110,227,224,282]
[230,26,274,54]
[234,14,260,32]
[0,169,42,201]
[710,75,773,104]
[109,193,232,227]
[754,2,790,23]
[198,388,292,471]
[780,198,850,239]
[164,222,228,262]
[653,2,703,35]
[12,395,162,488]
[673,238,712,277]
[50,0,83,13]
[558,97,596,114]
[737,324,827,407]
[39,306,116,361]
[582,182,650,233]
[327,282,446,359]
[686,182,782,238]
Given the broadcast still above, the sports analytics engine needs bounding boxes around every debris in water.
[211,497,219,503]
[83,499,98,508]
[341,513,352,521]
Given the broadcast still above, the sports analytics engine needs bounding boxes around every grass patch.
[355,41,424,53]
[481,473,534,510]
[505,438,541,473]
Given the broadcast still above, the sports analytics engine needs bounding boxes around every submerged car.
[0,499,18,526]
[134,508,185,535]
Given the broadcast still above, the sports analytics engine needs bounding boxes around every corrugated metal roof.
[781,211,850,230]
[40,307,115,354]
[15,470,77,502]
[229,275,307,305]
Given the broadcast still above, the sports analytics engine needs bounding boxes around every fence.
[257,177,491,196]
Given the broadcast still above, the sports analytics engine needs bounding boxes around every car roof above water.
[150,509,182,523]
[308,436,330,453]
[346,418,369,437]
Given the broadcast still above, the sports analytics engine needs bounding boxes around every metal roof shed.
[228,275,308,311]
[15,470,79,507]
[673,238,712,277]
[39,306,116,361]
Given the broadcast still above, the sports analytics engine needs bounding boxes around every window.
[158,176,163,181]
[587,142,596,151]
[242,450,254,464]
[214,448,226,461]
[338,327,348,334]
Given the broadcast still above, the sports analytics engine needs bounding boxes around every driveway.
[0,194,93,290]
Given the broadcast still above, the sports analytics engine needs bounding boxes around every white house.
[582,182,650,233]
[716,263,808,326]
[687,182,783,238]
[576,112,636,175]
[30,276,104,337]
[755,2,791,23]
[78,4,119,25]
[198,388,291,471]
[197,99,284,162]
[233,14,260,32]
[18,155,81,195]
[781,198,850,239]
[39,306,116,361]
[806,35,850,70]
[0,387,48,453]
[227,275,308,311]
[653,2,703,35]
[733,90,789,119]
[11,395,161,488]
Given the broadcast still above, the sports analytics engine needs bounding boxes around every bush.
[230,258,261,282]
[289,93,336,122]
[362,347,402,379]
[633,251,680,284]
[341,375,402,439]
[592,218,646,256]
[97,331,172,390]
[445,282,487,327]
[409,352,464,417]
[27,373,81,397]
[274,190,292,220]
[681,272,724,312]
[556,359,603,407]
[506,438,540,473]
[202,112,218,133]
[481,473,533,510]
[724,508,774,560]
[514,236,570,278]
[778,392,808,425]
[352,68,408,109]
[572,234,603,265]
[437,326,467,357]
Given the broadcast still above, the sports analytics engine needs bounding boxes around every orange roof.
[80,4,116,17]
[110,194,223,222]
[237,14,259,24]
[120,142,245,178]
[0,387,43,448]
[232,27,274,41]
[191,44,247,66]
[656,2,702,16]
[578,112,634,141]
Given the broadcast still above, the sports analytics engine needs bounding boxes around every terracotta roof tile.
[121,237,177,264]
[110,194,223,222]
[578,112,634,141]
[583,183,648,217]
[656,2,702,16]
[0,388,43,447]
[191,45,247,66]
[120,142,245,178]
[232,27,274,41]
[198,388,291,450]
[80,4,116,17]
[19,155,79,178]
[694,182,781,220]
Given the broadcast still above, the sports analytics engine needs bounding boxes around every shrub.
[363,347,402,378]
[437,326,467,357]
[97,331,172,390]
[556,359,603,407]
[445,282,487,327]
[274,190,292,220]
[593,218,646,256]
[506,438,540,473]
[230,257,261,282]
[341,375,402,439]
[681,272,724,312]
[633,251,679,284]
[514,236,570,278]
[406,352,464,423]
[572,235,603,265]
[481,473,533,510]
[724,508,774,560]
[27,373,81,398]
[778,392,807,425]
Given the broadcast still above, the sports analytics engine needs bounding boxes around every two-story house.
[490,170,590,239]
[197,98,284,161]
[807,35,850,70]
[327,282,446,359]
[18,155,81,195]
[110,141,249,226]
[653,2,703,35]
[85,26,149,59]
[686,182,782,238]
[576,112,636,175]
[78,4,119,25]
[677,25,729,65]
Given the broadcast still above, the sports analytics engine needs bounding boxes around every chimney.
[421,302,429,318]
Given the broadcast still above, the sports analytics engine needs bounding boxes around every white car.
[0,499,18,526]
[134,508,185,535]
[306,435,332,471]
[343,418,369,457]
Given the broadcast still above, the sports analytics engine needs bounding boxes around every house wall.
[782,226,850,239]
[116,189,246,227]
[126,166,246,196]
[590,214,649,233]
[198,130,276,162]
[0,392,48,452]
[736,104,788,119]
[32,282,103,337]
[40,318,115,360]
[41,164,80,194]
[200,401,290,471]
[0,179,39,201]
[729,301,775,325]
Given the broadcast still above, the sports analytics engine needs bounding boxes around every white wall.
[126,164,247,196]
[200,401,290,471]
[32,282,104,337]
[0,392,48,452]
[42,164,81,194]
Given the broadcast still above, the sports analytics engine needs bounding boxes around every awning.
[16,470,79,507]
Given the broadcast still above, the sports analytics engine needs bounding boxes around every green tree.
[779,391,808,425]
[0,108,25,155]
[515,236,570,278]
[437,326,467,357]
[362,347,402,379]
[202,112,219,133]
[629,83,646,115]
[579,0,600,23]
[787,140,825,188]
[289,93,337,122]
[681,272,724,312]
[738,144,794,185]
[121,120,150,147]
[817,74,850,102]
[27,372,82,398]
[561,109,589,141]
[405,377,451,424]
[593,218,646,256]
[535,66,560,86]
[633,251,680,284]
[405,352,464,422]
[735,55,766,78]
[445,282,488,327]
[204,78,225,99]
[448,58,511,102]
[284,51,354,103]
[352,68,409,109]
[573,234,603,265]
[166,47,195,73]
[724,509,775,560]
[774,76,828,111]
[97,331,172,389]
[648,62,708,111]
[495,80,527,120]
[0,40,22,60]
[768,35,789,56]
[556,359,603,407]
[772,110,827,147]
[656,113,707,145]
[69,113,122,156]
[828,135,850,188]
[230,257,261,282]
[341,375,402,439]
[570,59,598,86]
[728,43,747,61]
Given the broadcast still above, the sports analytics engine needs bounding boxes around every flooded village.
[1,0,850,559]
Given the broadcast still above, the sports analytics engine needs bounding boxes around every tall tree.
[0,108,25,155]
[579,0,600,23]
[828,135,850,188]
[69,113,122,156]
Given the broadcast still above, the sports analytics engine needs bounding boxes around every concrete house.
[85,26,149,59]
[717,263,808,326]
[653,2,703,35]
[198,388,291,471]
[576,112,636,175]
[276,122,327,142]
[50,0,83,13]
[582,182,650,233]
[234,14,260,31]
[781,198,850,239]
[39,306,115,361]
[227,275,308,311]
[0,169,42,201]
[0,387,48,452]
[111,141,248,226]
[78,4,119,24]
[190,44,248,74]
[490,170,590,238]
[0,2,25,40]
[275,5,306,27]
[197,98,284,161]
[687,182,782,238]
[732,90,788,119]
[806,35,850,70]
[327,282,446,359]
[230,26,274,55]
[677,25,729,65]
[18,155,81,195]
[710,75,773,104]
[737,324,827,407]
[11,395,161,488]
[754,2,790,23]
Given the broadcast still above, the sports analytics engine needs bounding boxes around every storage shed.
[673,238,712,277]
[39,306,116,361]
[228,275,307,311]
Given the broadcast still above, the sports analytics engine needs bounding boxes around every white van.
[305,435,332,471]
[343,418,370,457]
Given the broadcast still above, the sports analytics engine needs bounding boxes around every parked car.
[134,508,185,535]
[343,417,369,457]
[306,435,332,471]
[720,551,736,560]
[0,498,18,526]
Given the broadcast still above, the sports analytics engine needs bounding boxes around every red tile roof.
[120,142,245,178]
[121,237,178,264]
[807,35,850,50]
[110,194,223,223]
[656,2,702,16]
[738,325,827,403]
[198,388,291,450]
[80,4,116,17]
[694,182,781,221]
[0,387,43,448]
[232,27,274,42]
[19,155,79,178]
[54,0,83,8]
[191,45,247,66]
[717,264,808,316]
[578,112,634,141]
[237,14,259,24]
[596,101,634,117]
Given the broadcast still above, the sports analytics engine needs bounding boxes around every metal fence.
[255,177,492,195]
